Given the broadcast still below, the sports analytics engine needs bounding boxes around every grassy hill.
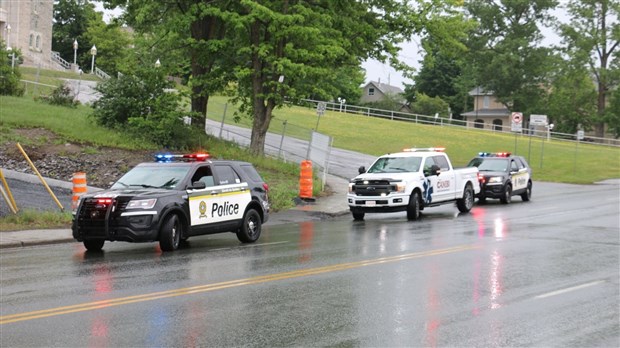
[9,67,620,185]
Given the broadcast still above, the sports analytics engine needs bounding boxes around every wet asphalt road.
[1,181,618,347]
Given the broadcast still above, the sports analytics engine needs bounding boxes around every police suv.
[72,153,270,252]
[467,152,532,204]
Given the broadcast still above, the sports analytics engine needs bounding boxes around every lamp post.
[90,45,97,74]
[5,24,14,72]
[337,97,346,112]
[73,39,78,65]
[5,24,10,48]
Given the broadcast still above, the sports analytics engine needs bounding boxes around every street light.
[337,97,346,112]
[90,45,97,74]
[5,24,11,48]
[73,39,78,65]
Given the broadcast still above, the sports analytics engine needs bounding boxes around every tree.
[52,0,98,68]
[559,0,620,138]
[545,64,598,134]
[409,92,450,118]
[463,0,558,116]
[0,42,24,96]
[106,0,468,155]
[82,12,132,75]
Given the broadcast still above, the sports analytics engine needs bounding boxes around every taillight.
[477,173,485,184]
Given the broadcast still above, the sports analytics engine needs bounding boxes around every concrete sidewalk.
[0,174,352,249]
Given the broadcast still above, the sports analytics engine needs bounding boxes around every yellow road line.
[1,244,479,325]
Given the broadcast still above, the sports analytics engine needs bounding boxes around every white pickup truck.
[347,148,480,220]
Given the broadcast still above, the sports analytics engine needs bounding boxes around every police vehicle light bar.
[402,147,446,152]
[155,153,212,162]
[478,152,511,157]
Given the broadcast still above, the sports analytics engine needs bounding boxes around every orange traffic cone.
[72,172,87,210]
[299,160,314,201]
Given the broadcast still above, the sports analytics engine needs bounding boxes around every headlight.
[127,198,157,209]
[488,177,503,184]
[395,182,406,193]
[348,183,354,193]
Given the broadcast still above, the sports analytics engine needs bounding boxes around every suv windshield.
[469,158,509,172]
[368,157,422,173]
[111,166,190,190]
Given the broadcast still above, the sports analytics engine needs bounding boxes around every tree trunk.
[189,13,221,130]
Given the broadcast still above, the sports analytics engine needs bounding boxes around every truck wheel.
[237,208,261,243]
[500,184,512,204]
[521,181,532,201]
[159,214,181,251]
[407,191,421,221]
[457,184,474,213]
[352,211,365,221]
[83,239,104,251]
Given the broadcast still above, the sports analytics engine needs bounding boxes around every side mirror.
[358,166,366,174]
[425,165,441,177]
[191,181,206,190]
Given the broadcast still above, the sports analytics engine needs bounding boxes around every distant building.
[360,80,405,103]
[461,87,511,131]
[1,0,54,69]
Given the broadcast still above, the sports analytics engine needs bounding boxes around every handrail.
[95,67,110,80]
[50,51,71,70]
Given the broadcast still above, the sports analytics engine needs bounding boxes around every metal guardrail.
[296,98,620,147]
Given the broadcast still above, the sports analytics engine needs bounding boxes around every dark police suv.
[467,152,532,204]
[72,153,270,252]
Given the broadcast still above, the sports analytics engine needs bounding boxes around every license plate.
[365,201,376,206]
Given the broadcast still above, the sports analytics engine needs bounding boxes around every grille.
[76,197,128,236]
[352,179,396,196]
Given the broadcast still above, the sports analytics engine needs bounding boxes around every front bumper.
[347,193,410,212]
[477,183,506,199]
[72,199,161,242]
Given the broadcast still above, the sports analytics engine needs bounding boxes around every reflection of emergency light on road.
[402,147,446,152]
[155,153,212,162]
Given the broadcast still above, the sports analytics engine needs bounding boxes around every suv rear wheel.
[237,208,261,243]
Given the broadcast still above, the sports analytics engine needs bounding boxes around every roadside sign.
[316,102,327,116]
[530,114,548,126]
[511,112,523,132]
[577,130,585,140]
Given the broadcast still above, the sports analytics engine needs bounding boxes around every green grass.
[206,95,620,184]
[0,209,73,231]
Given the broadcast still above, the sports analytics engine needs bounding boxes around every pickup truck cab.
[72,153,270,252]
[347,148,480,221]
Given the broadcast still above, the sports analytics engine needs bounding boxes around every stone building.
[1,0,53,68]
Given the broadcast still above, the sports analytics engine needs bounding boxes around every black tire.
[406,191,421,221]
[83,239,104,251]
[352,211,365,221]
[159,214,182,251]
[521,181,532,201]
[237,208,261,243]
[477,195,486,204]
[500,184,512,204]
[457,184,474,213]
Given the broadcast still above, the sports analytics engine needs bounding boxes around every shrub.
[36,83,79,108]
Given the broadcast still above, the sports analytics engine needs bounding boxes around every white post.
[90,45,97,74]
[73,39,78,65]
